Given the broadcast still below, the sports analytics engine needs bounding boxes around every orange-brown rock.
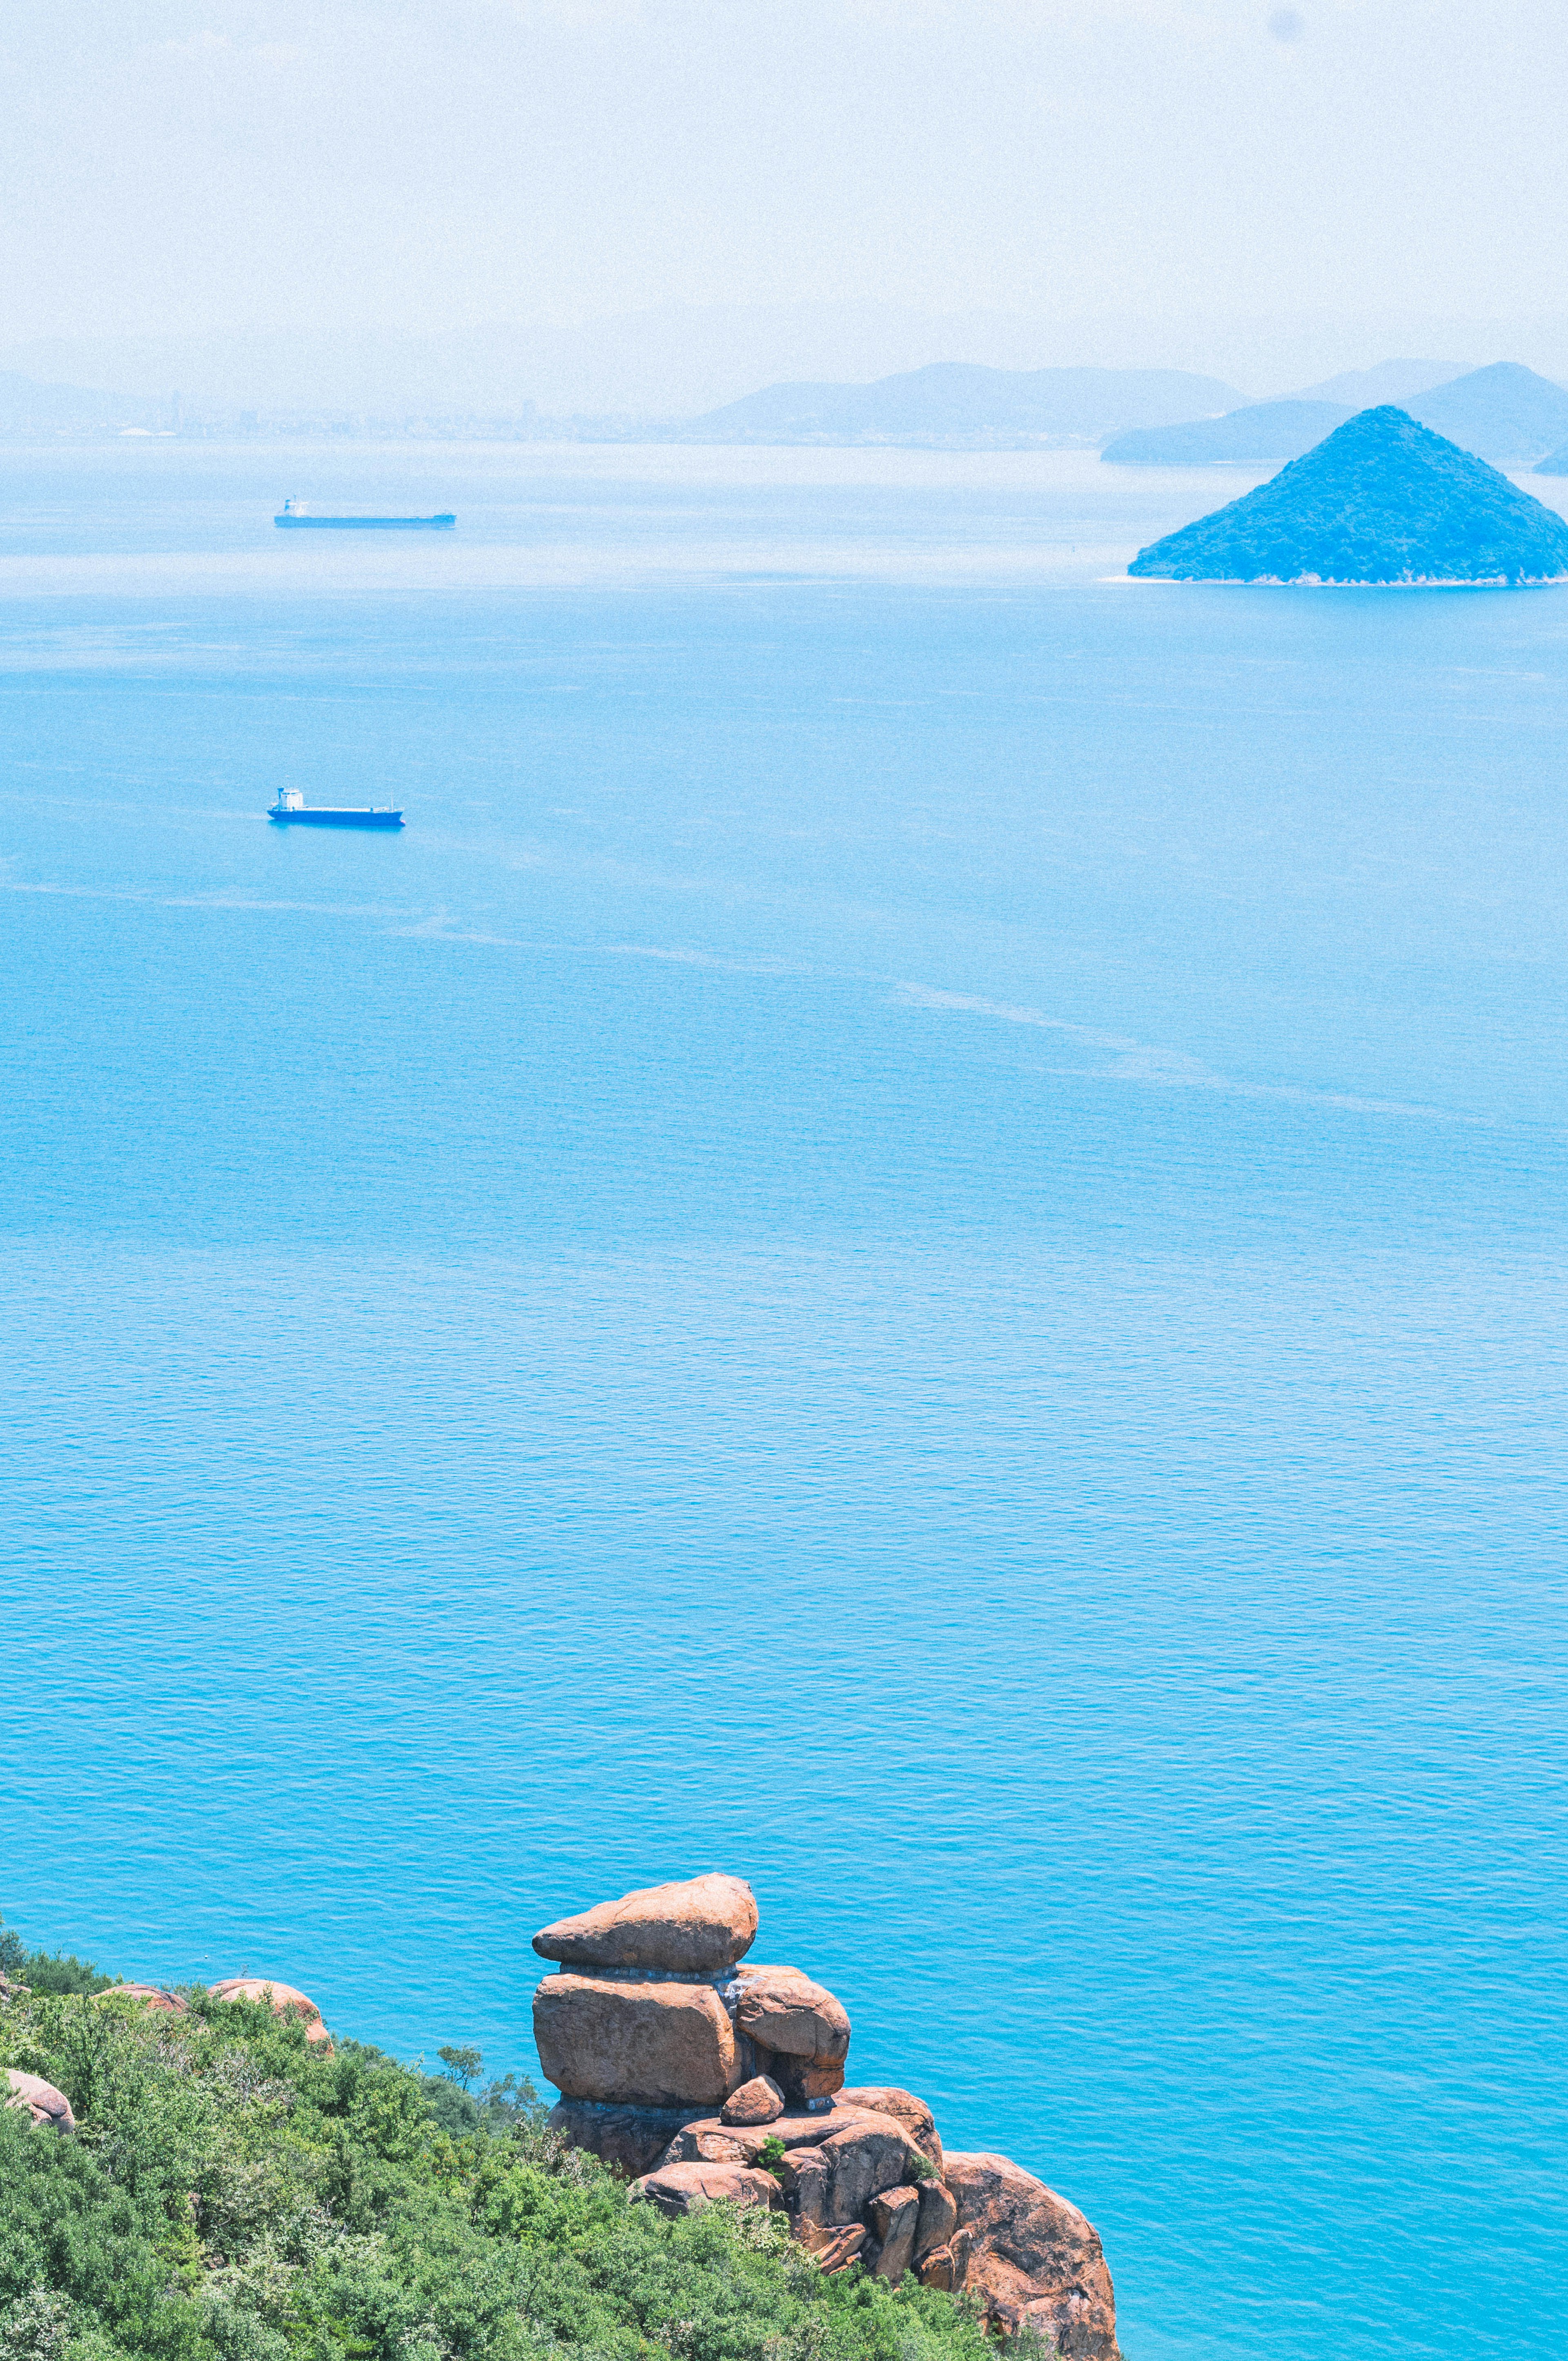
[804,2223,867,2273]
[5,2069,76,2134]
[545,2099,693,2178]
[534,1874,758,1973]
[733,1967,849,2064]
[720,2073,784,2125]
[662,2105,912,2171]
[776,2142,832,2231]
[917,2244,956,2291]
[868,2184,920,2282]
[915,2177,958,2258]
[788,2063,846,2102]
[630,2159,780,2218]
[209,1978,332,2048]
[835,2086,942,2170]
[535,1973,736,2107]
[100,1983,188,2013]
[817,2116,911,2224]
[944,2152,1120,2360]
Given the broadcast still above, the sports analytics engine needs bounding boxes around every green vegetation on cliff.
[0,1958,995,2361]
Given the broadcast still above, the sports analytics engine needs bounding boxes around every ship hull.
[275,515,454,530]
[270,809,405,829]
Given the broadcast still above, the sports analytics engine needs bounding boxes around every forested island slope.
[1129,406,1568,583]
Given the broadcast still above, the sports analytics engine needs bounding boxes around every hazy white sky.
[4,1,1566,342]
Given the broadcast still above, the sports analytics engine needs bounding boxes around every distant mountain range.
[1105,363,1568,468]
[1286,360,1464,408]
[1102,400,1352,466]
[670,355,1568,468]
[0,370,161,435]
[673,363,1245,448]
[1128,406,1568,584]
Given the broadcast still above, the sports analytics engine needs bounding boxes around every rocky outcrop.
[944,2153,1120,2360]
[532,1877,855,2133]
[209,1977,332,2050]
[533,1873,758,1973]
[5,2069,76,2134]
[536,1874,1121,2355]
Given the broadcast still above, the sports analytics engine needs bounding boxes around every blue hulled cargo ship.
[275,498,454,530]
[270,790,404,830]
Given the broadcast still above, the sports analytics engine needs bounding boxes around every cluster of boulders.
[534,1873,1120,2360]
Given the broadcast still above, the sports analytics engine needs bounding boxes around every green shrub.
[0,1959,992,2361]
[0,1916,113,1997]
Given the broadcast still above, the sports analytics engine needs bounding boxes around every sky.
[4,1,1567,345]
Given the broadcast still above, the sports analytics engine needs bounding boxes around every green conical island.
[1129,405,1568,584]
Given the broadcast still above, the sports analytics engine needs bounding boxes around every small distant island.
[1102,399,1351,468]
[1128,406,1568,584]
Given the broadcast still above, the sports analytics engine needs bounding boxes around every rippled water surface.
[3,440,1566,2361]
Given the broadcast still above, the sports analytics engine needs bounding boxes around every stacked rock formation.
[533,1873,1120,2360]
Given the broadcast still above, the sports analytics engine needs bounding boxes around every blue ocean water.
[2,440,1566,2361]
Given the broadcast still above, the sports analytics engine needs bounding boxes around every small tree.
[437,2044,483,2091]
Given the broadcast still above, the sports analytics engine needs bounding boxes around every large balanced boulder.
[5,2069,75,2134]
[534,1974,736,2107]
[534,1875,758,1973]
[630,2159,780,2218]
[945,2153,1120,2359]
[209,1978,332,2049]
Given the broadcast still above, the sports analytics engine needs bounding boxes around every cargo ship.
[274,498,454,529]
[270,789,404,830]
